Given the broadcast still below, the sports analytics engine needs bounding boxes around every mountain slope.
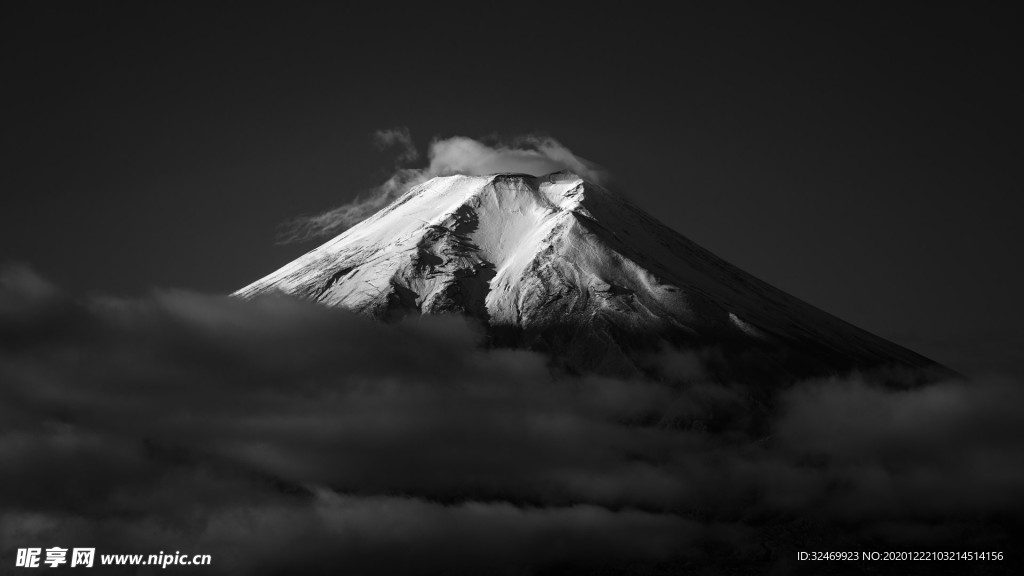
[236,171,944,380]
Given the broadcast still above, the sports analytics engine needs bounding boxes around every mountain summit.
[236,171,943,380]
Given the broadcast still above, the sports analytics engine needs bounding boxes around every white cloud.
[426,135,605,183]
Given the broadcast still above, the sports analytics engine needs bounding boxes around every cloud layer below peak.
[1,265,1022,574]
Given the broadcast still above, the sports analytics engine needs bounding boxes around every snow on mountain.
[235,171,944,380]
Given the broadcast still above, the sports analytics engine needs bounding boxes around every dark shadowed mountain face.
[236,171,946,383]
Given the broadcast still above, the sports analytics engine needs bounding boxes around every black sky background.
[2,3,1022,377]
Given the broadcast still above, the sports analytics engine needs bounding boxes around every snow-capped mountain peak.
[236,171,944,379]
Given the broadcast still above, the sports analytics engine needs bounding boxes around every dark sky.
[2,3,1022,376]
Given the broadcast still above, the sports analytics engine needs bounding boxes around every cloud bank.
[277,131,607,243]
[1,266,1022,574]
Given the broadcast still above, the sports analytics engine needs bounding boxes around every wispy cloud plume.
[373,127,419,164]
[277,131,606,243]
[275,168,422,244]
